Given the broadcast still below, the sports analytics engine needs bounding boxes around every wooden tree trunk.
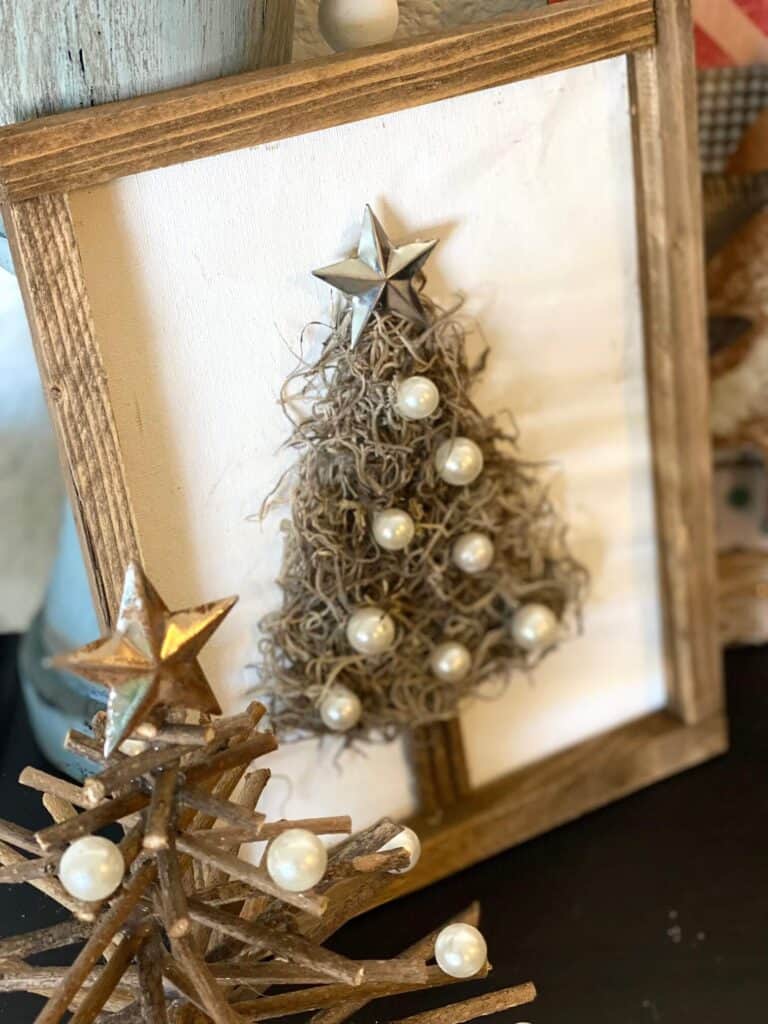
[0,0,295,124]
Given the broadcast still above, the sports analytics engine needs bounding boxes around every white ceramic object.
[319,0,399,52]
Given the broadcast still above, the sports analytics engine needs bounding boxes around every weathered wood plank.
[2,194,140,625]
[627,0,723,724]
[0,0,655,201]
[388,709,728,898]
[0,1,291,125]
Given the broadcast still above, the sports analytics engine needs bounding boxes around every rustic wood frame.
[0,0,726,897]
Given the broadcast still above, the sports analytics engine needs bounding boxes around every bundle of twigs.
[0,702,535,1023]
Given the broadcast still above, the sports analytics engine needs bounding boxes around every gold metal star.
[313,205,438,346]
[52,562,237,756]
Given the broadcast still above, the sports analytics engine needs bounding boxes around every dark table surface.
[0,632,765,1024]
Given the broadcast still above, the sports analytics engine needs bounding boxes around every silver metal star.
[313,206,438,346]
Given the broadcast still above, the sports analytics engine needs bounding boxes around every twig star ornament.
[313,204,438,345]
[51,562,236,756]
[0,564,537,1023]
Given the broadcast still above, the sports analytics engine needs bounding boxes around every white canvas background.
[69,55,666,830]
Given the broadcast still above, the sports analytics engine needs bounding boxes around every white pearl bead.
[59,836,125,902]
[452,532,495,574]
[435,923,488,978]
[379,826,421,873]
[430,642,472,683]
[319,0,399,52]
[512,603,560,652]
[435,438,484,486]
[373,508,415,551]
[320,685,362,732]
[266,829,328,893]
[396,376,440,420]
[346,607,396,655]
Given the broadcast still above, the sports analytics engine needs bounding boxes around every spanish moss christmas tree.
[256,206,586,740]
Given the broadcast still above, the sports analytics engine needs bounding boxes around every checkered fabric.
[698,65,768,173]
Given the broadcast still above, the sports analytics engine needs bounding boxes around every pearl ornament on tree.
[346,607,396,655]
[512,602,560,652]
[320,685,362,732]
[430,642,472,683]
[452,532,495,574]
[396,376,440,420]
[266,828,328,893]
[319,0,399,52]
[379,826,421,873]
[58,836,125,902]
[373,508,415,551]
[435,438,484,486]
[435,923,488,979]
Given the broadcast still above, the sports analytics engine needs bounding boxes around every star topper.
[52,562,237,756]
[313,206,438,346]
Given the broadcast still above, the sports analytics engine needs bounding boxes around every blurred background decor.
[690,0,768,643]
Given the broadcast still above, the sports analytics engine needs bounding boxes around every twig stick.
[187,828,265,848]
[138,926,169,1024]
[32,859,156,1024]
[18,767,90,809]
[0,918,92,960]
[387,983,538,1023]
[43,792,78,823]
[86,745,189,805]
[202,703,266,744]
[177,788,265,837]
[177,835,327,918]
[162,957,211,1016]
[65,730,110,767]
[209,959,426,986]
[157,846,192,939]
[171,935,240,1024]
[144,766,180,851]
[0,818,42,854]
[134,723,208,746]
[350,849,409,875]
[233,964,490,1021]
[258,816,351,840]
[0,851,60,884]
[182,734,278,786]
[35,789,149,851]
[190,880,253,906]
[69,927,150,1024]
[237,770,270,812]
[187,900,364,987]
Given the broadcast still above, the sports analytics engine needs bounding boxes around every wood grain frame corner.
[0,0,726,892]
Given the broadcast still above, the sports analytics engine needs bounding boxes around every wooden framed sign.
[0,0,725,897]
